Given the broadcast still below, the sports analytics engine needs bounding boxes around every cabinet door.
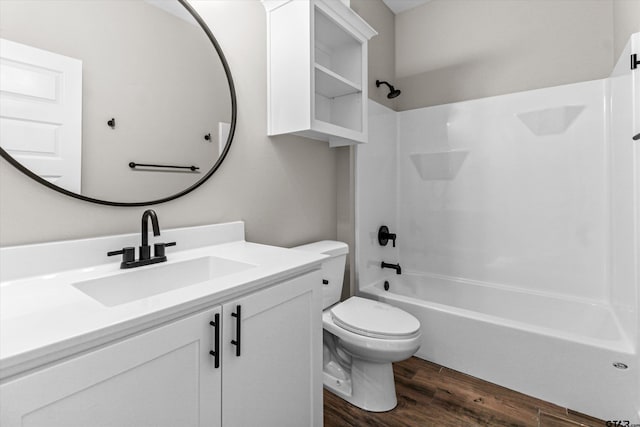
[0,309,222,427]
[222,272,323,427]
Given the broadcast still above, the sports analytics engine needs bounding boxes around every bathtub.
[359,273,638,421]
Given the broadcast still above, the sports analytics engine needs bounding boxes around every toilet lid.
[330,297,420,339]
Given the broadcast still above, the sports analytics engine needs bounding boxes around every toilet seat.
[330,297,420,340]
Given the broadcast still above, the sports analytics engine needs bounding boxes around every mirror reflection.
[0,0,233,203]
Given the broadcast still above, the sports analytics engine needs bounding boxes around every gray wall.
[0,1,338,247]
[395,0,618,110]
[351,0,396,110]
[614,0,640,59]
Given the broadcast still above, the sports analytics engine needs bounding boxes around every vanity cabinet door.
[0,309,222,427]
[221,271,323,427]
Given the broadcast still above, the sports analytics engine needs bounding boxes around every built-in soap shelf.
[314,63,361,98]
[516,105,585,136]
[410,149,469,180]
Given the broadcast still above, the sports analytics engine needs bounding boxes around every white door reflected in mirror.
[0,38,82,193]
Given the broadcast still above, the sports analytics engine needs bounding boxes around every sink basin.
[73,256,256,307]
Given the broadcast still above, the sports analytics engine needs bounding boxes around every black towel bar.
[129,162,199,171]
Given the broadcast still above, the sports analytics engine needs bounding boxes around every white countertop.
[0,223,325,380]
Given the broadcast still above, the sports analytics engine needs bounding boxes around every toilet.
[294,241,421,412]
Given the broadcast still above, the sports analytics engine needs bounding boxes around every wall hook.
[107,118,116,129]
[204,133,211,141]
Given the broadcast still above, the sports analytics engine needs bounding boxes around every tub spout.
[381,261,402,275]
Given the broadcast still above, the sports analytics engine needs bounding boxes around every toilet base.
[323,357,397,412]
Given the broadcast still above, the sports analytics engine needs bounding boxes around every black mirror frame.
[0,0,237,207]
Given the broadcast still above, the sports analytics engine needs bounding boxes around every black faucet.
[140,209,161,260]
[107,209,176,269]
[381,261,402,275]
[378,226,397,247]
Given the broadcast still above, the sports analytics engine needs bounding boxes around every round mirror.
[0,0,236,206]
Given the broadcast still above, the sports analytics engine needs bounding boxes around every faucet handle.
[378,225,397,247]
[154,242,176,258]
[107,247,135,263]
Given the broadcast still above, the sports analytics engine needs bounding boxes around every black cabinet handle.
[208,313,220,368]
[230,305,241,357]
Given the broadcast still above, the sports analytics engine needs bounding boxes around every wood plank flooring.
[323,357,606,427]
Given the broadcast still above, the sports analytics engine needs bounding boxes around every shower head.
[388,88,402,99]
[376,80,401,99]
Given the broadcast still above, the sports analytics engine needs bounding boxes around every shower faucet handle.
[378,225,397,247]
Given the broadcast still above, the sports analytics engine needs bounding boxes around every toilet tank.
[292,241,348,309]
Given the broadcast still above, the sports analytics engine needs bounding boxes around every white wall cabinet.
[0,272,322,427]
[264,0,377,147]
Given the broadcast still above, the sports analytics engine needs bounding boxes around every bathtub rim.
[360,276,635,355]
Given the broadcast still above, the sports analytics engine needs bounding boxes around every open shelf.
[314,63,361,98]
[314,6,361,86]
[315,90,362,133]
[312,5,365,137]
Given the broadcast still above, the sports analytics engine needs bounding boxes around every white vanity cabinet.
[0,272,322,427]
[0,308,222,427]
[263,0,377,147]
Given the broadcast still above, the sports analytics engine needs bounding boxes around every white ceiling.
[381,0,432,14]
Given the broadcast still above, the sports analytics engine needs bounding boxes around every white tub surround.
[356,33,640,422]
[0,222,325,427]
